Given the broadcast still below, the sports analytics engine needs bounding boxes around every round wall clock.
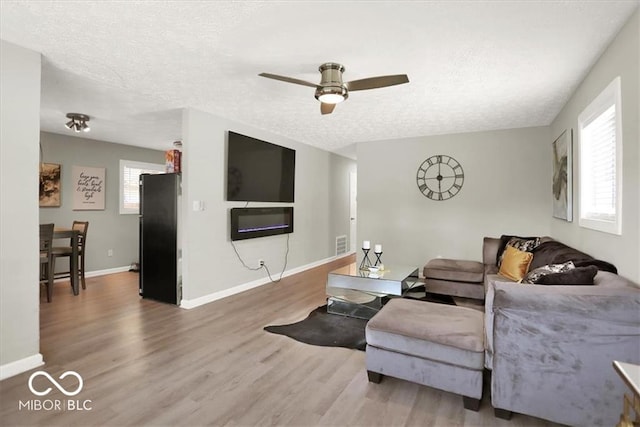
[416,155,464,201]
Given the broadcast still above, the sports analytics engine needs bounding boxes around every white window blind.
[578,77,622,235]
[119,160,164,214]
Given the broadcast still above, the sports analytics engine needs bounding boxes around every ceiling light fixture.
[315,86,348,104]
[64,113,91,133]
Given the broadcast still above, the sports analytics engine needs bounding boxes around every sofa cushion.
[423,259,484,283]
[537,265,598,285]
[498,246,533,282]
[522,261,575,284]
[366,299,484,370]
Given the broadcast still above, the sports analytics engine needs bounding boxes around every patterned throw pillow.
[522,261,575,284]
[498,237,541,267]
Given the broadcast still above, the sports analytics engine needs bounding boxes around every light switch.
[192,200,205,211]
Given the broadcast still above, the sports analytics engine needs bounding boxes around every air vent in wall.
[335,235,347,256]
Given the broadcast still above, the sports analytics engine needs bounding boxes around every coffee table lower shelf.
[327,296,386,320]
[326,264,421,320]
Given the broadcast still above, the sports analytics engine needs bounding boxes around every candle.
[374,244,382,253]
[362,240,370,250]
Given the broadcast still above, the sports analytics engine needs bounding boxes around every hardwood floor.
[1,256,562,426]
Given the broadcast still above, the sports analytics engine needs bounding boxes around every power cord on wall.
[230,233,290,283]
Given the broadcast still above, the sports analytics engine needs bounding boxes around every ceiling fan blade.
[321,103,336,115]
[258,73,319,88]
[345,74,409,91]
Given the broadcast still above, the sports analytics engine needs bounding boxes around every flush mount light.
[64,113,91,133]
[315,85,348,104]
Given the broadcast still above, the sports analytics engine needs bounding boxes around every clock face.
[416,155,464,201]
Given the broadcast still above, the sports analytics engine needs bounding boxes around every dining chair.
[52,221,89,290]
[39,223,55,302]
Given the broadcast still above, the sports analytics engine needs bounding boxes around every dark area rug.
[264,288,454,351]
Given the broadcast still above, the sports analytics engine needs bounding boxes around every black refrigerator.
[139,173,181,304]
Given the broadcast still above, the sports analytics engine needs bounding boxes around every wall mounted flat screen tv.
[227,131,295,202]
[230,207,294,241]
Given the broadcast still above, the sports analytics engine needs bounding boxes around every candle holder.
[374,251,383,267]
[359,248,373,270]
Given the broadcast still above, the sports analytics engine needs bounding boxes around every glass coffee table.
[326,263,421,319]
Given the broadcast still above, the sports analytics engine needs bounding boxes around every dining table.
[53,227,80,296]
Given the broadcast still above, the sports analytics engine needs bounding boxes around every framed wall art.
[39,163,61,207]
[72,165,105,210]
[552,129,572,221]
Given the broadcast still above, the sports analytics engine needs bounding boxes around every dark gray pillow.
[536,265,598,285]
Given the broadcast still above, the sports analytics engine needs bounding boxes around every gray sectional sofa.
[482,236,640,426]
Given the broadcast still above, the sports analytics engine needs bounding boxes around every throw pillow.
[536,265,598,285]
[522,261,575,284]
[496,235,539,265]
[497,236,541,267]
[499,245,534,282]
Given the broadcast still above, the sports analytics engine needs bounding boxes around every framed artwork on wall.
[39,163,61,207]
[72,165,106,210]
[552,129,572,221]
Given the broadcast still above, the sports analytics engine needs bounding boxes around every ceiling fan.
[258,62,409,115]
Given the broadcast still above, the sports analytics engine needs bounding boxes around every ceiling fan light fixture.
[65,113,91,133]
[318,93,345,104]
[259,62,409,115]
[315,85,348,104]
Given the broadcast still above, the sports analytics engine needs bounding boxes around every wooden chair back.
[40,223,55,302]
[72,221,89,254]
[39,223,54,258]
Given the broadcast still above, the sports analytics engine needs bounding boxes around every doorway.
[349,171,357,253]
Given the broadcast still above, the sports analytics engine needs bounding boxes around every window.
[119,160,164,214]
[578,77,623,235]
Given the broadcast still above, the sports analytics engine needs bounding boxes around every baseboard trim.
[180,252,354,309]
[85,266,130,278]
[53,266,131,282]
[0,353,44,381]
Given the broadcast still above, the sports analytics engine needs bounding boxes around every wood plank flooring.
[0,256,562,426]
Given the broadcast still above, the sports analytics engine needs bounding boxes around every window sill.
[579,217,621,235]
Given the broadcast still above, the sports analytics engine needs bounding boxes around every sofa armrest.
[482,237,501,267]
[491,283,640,426]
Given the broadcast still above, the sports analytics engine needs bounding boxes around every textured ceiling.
[1,1,638,154]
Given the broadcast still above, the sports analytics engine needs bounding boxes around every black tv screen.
[226,131,295,202]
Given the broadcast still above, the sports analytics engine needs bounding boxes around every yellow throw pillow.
[499,245,534,282]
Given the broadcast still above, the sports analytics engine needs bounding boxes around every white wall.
[0,41,42,377]
[550,9,639,282]
[180,109,355,302]
[357,126,551,269]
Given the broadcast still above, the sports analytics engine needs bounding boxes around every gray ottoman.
[423,258,485,300]
[365,298,485,411]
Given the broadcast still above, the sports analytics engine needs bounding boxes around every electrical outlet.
[107,249,113,257]
[259,259,264,267]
